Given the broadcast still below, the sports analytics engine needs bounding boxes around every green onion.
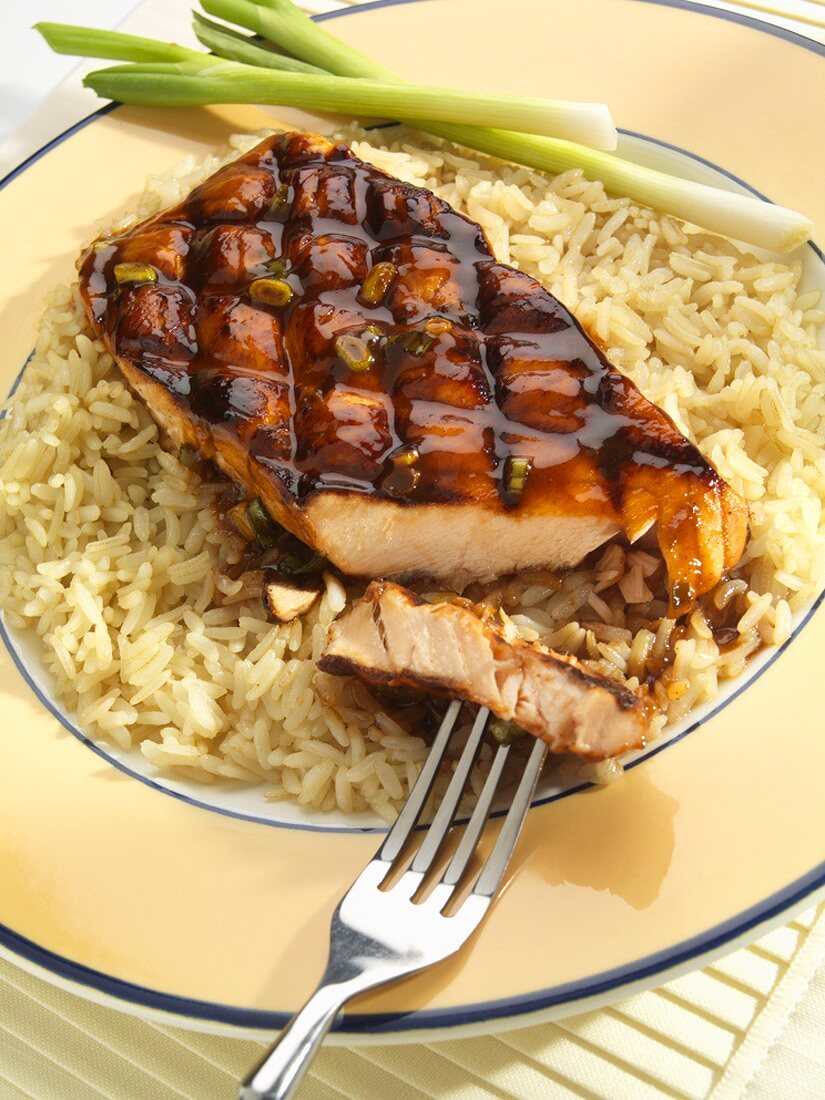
[177,445,200,468]
[192,11,324,74]
[391,330,433,357]
[358,261,397,306]
[113,262,157,285]
[278,549,327,575]
[35,22,221,65]
[249,276,293,306]
[229,0,812,252]
[432,124,813,252]
[247,498,279,548]
[81,59,616,146]
[264,182,292,218]
[503,455,530,503]
[264,256,290,277]
[334,334,373,373]
[35,9,813,250]
[489,719,524,745]
[201,0,401,80]
[424,317,453,335]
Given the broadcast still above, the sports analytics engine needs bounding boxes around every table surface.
[1,1,824,1097]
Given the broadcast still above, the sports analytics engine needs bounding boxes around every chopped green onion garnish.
[335,334,373,373]
[177,445,200,468]
[393,330,434,357]
[358,262,397,306]
[424,317,453,335]
[489,719,525,745]
[264,256,290,277]
[408,333,433,356]
[362,324,384,348]
[278,550,327,576]
[249,276,293,306]
[264,182,292,218]
[503,455,531,504]
[247,498,279,548]
[113,262,157,285]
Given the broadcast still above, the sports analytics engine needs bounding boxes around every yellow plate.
[0,0,823,1040]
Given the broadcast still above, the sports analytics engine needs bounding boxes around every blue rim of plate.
[0,0,823,1034]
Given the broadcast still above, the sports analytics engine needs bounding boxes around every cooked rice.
[1,126,823,818]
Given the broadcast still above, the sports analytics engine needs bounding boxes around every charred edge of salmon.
[318,650,466,698]
[317,642,647,715]
[515,645,651,714]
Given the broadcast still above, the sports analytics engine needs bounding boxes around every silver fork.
[240,700,547,1100]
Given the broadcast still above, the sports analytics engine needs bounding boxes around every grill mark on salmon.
[77,130,748,604]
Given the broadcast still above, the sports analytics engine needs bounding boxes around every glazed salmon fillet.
[320,581,652,759]
[78,130,747,606]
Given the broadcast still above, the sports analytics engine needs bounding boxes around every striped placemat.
[2,0,824,1097]
[1,903,823,1098]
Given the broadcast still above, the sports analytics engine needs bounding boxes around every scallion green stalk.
[34,7,813,251]
[202,0,396,80]
[35,22,221,66]
[229,0,812,252]
[192,11,324,74]
[82,60,617,147]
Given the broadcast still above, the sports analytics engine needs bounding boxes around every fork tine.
[409,706,489,875]
[379,699,462,863]
[472,737,547,898]
[441,741,511,888]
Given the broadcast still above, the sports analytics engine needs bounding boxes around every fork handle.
[239,984,348,1100]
